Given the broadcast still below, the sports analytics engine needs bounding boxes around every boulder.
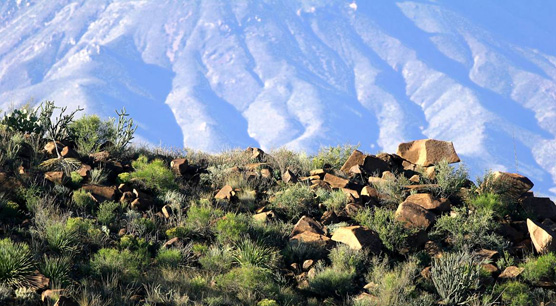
[260,168,272,179]
[341,150,391,175]
[475,249,499,261]
[527,218,556,253]
[340,150,367,173]
[520,194,556,221]
[481,263,499,275]
[245,147,265,160]
[404,184,439,193]
[44,141,64,155]
[253,211,275,223]
[170,158,188,176]
[291,216,325,237]
[282,170,298,184]
[89,150,110,163]
[215,185,235,201]
[77,164,92,178]
[397,139,460,167]
[491,171,534,198]
[403,193,450,212]
[310,169,325,176]
[45,171,66,185]
[345,203,363,217]
[302,259,314,270]
[498,266,524,279]
[324,173,349,188]
[120,191,135,205]
[163,237,180,248]
[320,210,339,225]
[331,226,382,252]
[395,202,436,229]
[161,205,173,218]
[360,186,379,199]
[60,146,78,158]
[290,231,331,249]
[82,184,118,202]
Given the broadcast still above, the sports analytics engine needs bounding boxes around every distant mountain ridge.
[0,0,555,197]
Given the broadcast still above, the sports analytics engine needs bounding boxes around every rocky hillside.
[0,0,555,198]
[0,104,556,305]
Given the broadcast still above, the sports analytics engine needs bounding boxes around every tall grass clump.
[0,238,35,287]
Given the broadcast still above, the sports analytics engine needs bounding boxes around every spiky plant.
[0,238,35,287]
[232,239,279,270]
[431,251,482,305]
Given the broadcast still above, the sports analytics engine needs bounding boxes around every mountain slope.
[1,0,555,197]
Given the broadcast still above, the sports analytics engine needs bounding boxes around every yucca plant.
[232,239,279,270]
[0,238,35,287]
[39,255,71,287]
[45,222,78,255]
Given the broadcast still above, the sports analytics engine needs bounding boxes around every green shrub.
[431,206,506,251]
[521,253,556,283]
[354,207,416,252]
[1,104,41,134]
[470,193,510,219]
[127,216,156,238]
[72,189,95,212]
[166,226,189,239]
[20,186,42,214]
[282,240,328,264]
[45,221,78,255]
[68,115,115,155]
[215,213,250,243]
[0,238,35,287]
[429,160,469,198]
[431,251,481,305]
[307,262,357,297]
[117,172,131,184]
[365,257,428,306]
[258,299,279,306]
[39,255,71,287]
[90,248,145,282]
[494,281,532,306]
[312,144,359,170]
[156,248,183,268]
[184,200,223,238]
[70,171,83,186]
[268,148,312,178]
[270,183,316,221]
[97,201,120,226]
[371,173,410,206]
[216,266,279,304]
[0,200,20,221]
[249,219,291,249]
[233,239,280,270]
[199,244,234,273]
[89,167,108,185]
[329,244,367,272]
[320,189,349,214]
[130,155,177,191]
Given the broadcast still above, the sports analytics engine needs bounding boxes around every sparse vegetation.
[0,101,552,305]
